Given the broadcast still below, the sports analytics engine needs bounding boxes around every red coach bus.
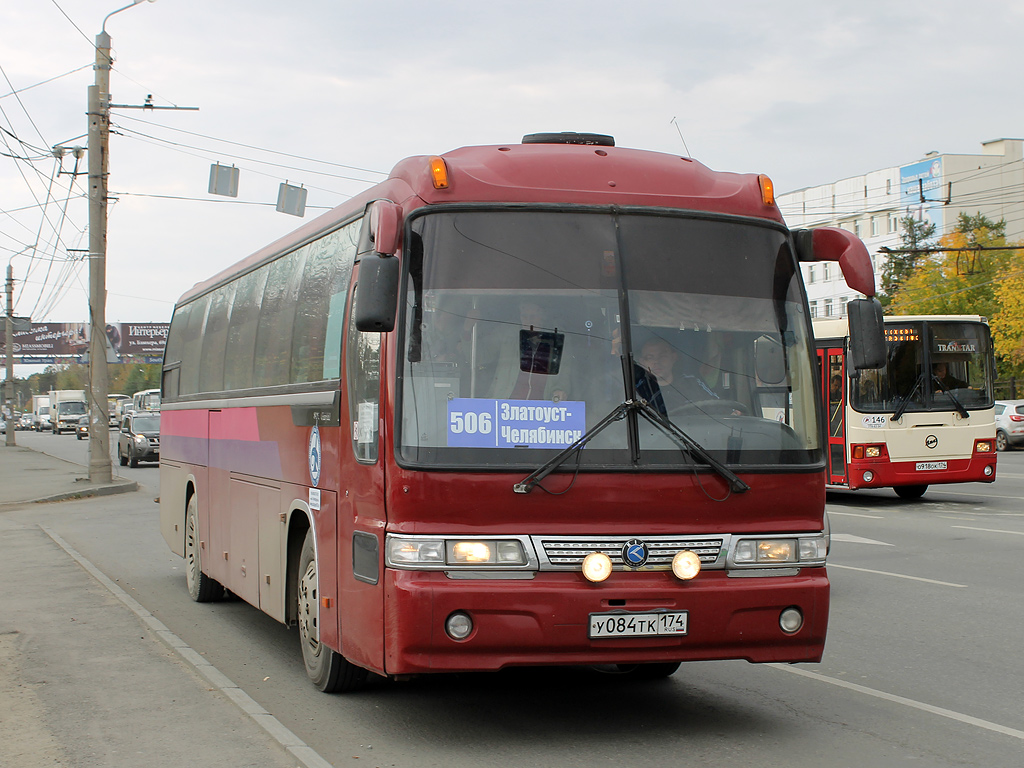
[160,132,883,691]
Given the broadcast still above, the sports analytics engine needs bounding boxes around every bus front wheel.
[297,529,367,693]
[894,484,927,500]
[185,494,223,602]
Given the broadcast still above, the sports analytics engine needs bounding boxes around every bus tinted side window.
[199,284,235,394]
[179,294,210,396]
[253,247,306,388]
[223,267,268,390]
[291,223,358,384]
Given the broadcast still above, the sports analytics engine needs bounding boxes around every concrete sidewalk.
[0,443,137,506]
[0,446,325,768]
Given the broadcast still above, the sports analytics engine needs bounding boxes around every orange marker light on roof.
[758,174,775,206]
[429,156,450,189]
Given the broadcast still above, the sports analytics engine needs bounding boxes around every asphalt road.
[10,428,1024,767]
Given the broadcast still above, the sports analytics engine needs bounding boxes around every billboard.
[0,322,169,363]
[900,157,944,230]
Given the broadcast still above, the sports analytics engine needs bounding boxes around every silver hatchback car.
[994,400,1024,451]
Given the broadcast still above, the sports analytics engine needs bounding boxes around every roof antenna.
[670,117,691,157]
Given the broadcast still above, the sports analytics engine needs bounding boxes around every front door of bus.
[818,347,848,485]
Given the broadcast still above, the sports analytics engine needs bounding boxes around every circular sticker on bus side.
[308,424,322,488]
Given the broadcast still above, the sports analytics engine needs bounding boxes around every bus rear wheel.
[894,484,927,500]
[185,494,223,602]
[297,529,367,693]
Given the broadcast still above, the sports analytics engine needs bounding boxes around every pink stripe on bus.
[210,407,261,442]
[161,407,262,442]
[160,409,208,439]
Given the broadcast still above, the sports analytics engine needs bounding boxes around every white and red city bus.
[160,132,883,691]
[813,314,996,499]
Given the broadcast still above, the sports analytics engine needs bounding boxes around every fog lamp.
[445,612,473,640]
[671,550,702,581]
[779,607,803,634]
[862,470,874,483]
[984,465,994,476]
[582,552,613,582]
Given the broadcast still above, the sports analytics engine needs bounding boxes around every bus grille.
[534,536,726,571]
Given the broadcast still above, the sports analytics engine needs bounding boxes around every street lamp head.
[102,0,156,33]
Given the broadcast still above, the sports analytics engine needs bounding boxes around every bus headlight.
[447,540,526,566]
[387,538,445,565]
[731,534,827,567]
[385,536,531,568]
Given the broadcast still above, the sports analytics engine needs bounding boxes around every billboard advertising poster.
[1,322,169,361]
[900,157,944,230]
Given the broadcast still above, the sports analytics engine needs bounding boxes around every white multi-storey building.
[778,138,1024,318]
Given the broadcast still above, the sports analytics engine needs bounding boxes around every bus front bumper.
[382,568,829,675]
[845,454,996,490]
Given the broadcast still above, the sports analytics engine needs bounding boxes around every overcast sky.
[3,0,1023,354]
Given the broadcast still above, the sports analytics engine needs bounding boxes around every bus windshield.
[851,320,994,414]
[398,209,820,469]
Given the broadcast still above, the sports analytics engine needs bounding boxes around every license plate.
[588,611,688,638]
[915,461,947,471]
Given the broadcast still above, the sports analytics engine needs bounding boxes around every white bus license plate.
[915,461,948,471]
[589,611,688,638]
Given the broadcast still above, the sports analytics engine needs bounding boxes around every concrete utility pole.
[86,0,158,482]
[5,264,14,447]
[87,24,113,483]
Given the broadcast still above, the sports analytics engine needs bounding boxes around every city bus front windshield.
[398,209,820,470]
[850,321,994,414]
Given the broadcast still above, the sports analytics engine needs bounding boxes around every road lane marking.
[828,511,885,519]
[831,534,893,546]
[829,563,967,588]
[40,526,334,768]
[952,525,1024,537]
[769,664,1024,742]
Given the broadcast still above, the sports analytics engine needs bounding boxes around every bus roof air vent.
[522,132,615,147]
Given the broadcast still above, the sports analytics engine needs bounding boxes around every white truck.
[49,390,88,434]
[31,394,51,431]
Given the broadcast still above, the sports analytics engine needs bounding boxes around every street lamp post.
[87,0,155,483]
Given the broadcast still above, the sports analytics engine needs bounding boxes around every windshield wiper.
[891,373,924,421]
[931,376,970,419]
[513,400,635,494]
[513,398,750,495]
[634,399,750,494]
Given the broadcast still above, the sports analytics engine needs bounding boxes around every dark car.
[118,411,160,467]
[76,414,90,440]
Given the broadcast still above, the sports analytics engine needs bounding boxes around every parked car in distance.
[995,400,1024,451]
[76,415,90,440]
[18,414,34,430]
[117,411,160,467]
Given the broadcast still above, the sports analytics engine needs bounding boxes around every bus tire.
[297,529,367,693]
[894,484,927,500]
[185,494,223,602]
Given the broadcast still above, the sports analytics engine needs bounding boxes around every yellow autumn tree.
[991,252,1024,366]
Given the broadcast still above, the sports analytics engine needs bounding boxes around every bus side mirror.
[354,255,400,332]
[847,297,886,370]
[794,227,876,297]
[369,200,401,255]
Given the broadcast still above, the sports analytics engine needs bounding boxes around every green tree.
[889,213,1011,318]
[879,215,936,305]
